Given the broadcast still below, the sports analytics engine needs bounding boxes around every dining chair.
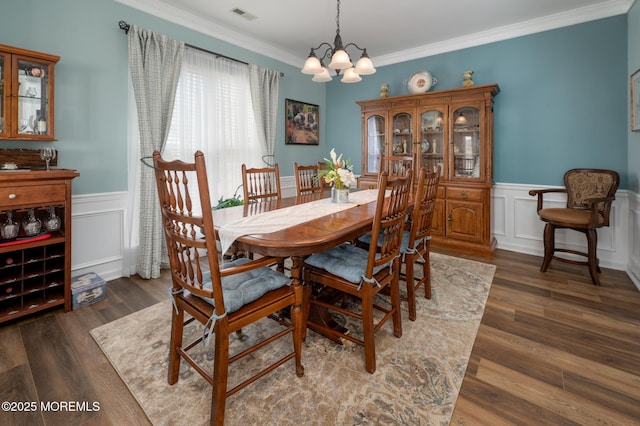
[529,168,619,286]
[153,151,304,426]
[294,162,323,196]
[241,163,284,269]
[303,170,412,374]
[358,167,441,321]
[242,163,282,203]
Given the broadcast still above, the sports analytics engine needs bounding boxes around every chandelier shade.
[312,67,333,82]
[341,67,362,83]
[301,0,375,83]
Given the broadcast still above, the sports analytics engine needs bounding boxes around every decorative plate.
[407,71,437,94]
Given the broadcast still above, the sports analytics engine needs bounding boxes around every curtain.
[128,25,184,279]
[163,46,264,207]
[249,64,280,167]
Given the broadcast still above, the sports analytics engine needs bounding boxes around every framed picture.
[632,68,640,132]
[286,99,319,145]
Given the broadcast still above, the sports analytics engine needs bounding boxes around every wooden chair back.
[294,162,322,196]
[409,166,441,249]
[153,150,221,305]
[366,170,413,277]
[564,168,619,227]
[242,163,282,203]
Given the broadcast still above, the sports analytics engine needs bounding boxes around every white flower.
[319,148,355,190]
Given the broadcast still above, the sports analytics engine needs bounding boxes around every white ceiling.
[117,0,633,68]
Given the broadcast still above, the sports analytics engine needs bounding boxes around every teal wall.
[0,1,633,193]
[629,1,640,193]
[326,16,629,188]
[0,0,326,194]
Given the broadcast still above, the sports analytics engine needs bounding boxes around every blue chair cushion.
[304,243,387,284]
[196,258,290,313]
[358,230,411,254]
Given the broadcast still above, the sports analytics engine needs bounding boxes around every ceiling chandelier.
[301,0,376,83]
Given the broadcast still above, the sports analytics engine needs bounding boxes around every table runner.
[218,189,379,256]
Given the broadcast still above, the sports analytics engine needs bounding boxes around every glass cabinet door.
[452,105,481,179]
[15,56,53,138]
[365,113,385,176]
[391,111,413,156]
[419,108,445,176]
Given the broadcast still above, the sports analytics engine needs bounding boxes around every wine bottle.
[37,109,47,134]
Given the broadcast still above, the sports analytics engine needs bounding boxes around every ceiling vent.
[231,8,257,21]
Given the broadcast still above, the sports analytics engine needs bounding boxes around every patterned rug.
[90,252,495,425]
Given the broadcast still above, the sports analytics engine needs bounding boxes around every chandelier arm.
[309,42,334,54]
[342,43,366,54]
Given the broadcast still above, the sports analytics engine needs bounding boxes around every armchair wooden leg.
[586,229,601,286]
[541,223,555,272]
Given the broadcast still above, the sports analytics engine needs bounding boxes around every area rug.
[90,252,495,425]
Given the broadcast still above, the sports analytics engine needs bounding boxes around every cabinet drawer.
[446,187,483,202]
[0,184,66,207]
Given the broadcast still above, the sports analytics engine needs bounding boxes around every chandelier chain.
[336,0,341,35]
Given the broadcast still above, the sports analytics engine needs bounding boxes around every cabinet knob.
[460,191,468,199]
[447,214,452,224]
[8,193,16,199]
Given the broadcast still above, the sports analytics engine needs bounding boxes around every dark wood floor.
[1,249,639,425]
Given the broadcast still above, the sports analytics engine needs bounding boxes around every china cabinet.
[356,84,499,257]
[0,169,79,323]
[0,44,59,141]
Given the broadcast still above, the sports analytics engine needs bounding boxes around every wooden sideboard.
[357,84,499,257]
[0,169,79,323]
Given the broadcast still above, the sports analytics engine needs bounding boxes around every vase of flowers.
[319,148,356,203]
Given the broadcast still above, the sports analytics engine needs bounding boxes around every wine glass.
[40,146,56,171]
[18,119,28,133]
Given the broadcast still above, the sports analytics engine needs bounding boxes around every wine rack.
[0,169,78,323]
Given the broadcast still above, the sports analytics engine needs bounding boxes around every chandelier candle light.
[319,148,356,203]
[301,0,376,83]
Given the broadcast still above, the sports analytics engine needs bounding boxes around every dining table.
[212,189,382,343]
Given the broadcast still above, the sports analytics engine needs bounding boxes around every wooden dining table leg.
[297,258,349,345]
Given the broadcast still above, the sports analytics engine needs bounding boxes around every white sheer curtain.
[163,47,264,208]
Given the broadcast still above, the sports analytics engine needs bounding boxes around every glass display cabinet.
[0,44,59,141]
[357,84,499,257]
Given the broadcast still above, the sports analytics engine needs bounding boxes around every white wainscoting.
[71,191,128,281]
[70,181,640,291]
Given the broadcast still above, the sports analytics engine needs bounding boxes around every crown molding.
[115,0,634,69]
[114,0,301,66]
[373,0,635,67]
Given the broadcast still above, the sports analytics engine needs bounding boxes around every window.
[164,47,264,206]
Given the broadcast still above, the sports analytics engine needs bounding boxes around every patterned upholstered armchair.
[529,168,620,285]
